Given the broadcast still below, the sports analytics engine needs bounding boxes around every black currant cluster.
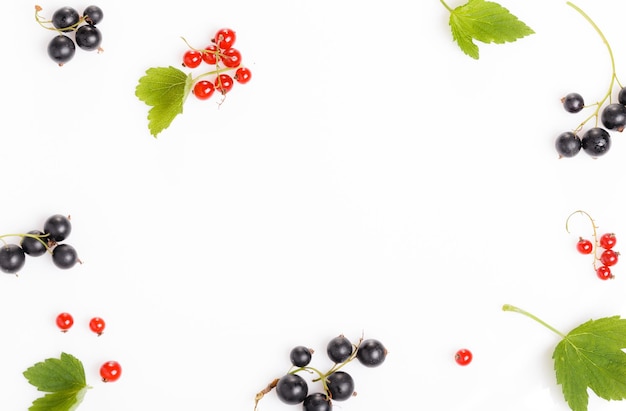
[255,335,387,411]
[35,5,104,66]
[0,214,81,275]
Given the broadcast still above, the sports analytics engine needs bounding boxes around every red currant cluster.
[55,312,121,382]
[567,210,619,280]
[181,28,252,101]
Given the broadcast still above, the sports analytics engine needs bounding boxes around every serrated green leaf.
[554,316,626,411]
[23,352,90,411]
[135,66,193,138]
[446,0,534,59]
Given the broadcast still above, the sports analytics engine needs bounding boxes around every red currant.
[576,238,593,254]
[89,317,106,336]
[214,28,236,49]
[600,233,617,249]
[600,249,619,266]
[100,361,122,382]
[454,348,472,366]
[214,73,234,94]
[596,265,613,280]
[182,50,203,68]
[202,45,218,64]
[235,67,251,84]
[193,80,216,100]
[221,47,241,68]
[56,312,74,332]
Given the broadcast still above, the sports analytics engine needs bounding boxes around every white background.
[2,0,626,410]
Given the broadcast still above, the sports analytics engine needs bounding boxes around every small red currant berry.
[576,238,593,254]
[89,317,106,336]
[213,28,236,49]
[600,249,619,266]
[235,67,251,84]
[56,312,74,332]
[100,361,122,382]
[221,47,242,68]
[193,80,215,100]
[214,73,234,94]
[202,45,218,64]
[182,50,203,68]
[600,233,617,249]
[596,265,613,280]
[454,348,472,366]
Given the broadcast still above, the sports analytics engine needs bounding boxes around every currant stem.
[565,210,601,270]
[0,233,51,250]
[502,304,566,338]
[34,5,86,34]
[439,0,453,12]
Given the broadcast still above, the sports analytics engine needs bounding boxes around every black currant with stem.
[565,210,606,274]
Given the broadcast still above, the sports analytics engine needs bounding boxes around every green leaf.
[23,352,91,411]
[135,66,193,138]
[554,316,626,411]
[445,0,535,59]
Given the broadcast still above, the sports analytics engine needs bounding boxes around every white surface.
[3,0,626,410]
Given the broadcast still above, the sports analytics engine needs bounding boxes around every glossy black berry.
[619,87,626,105]
[75,25,102,51]
[326,371,354,401]
[51,244,79,269]
[276,374,308,405]
[601,103,626,131]
[44,214,72,242]
[555,131,582,158]
[48,35,75,65]
[83,5,103,25]
[290,346,312,367]
[327,335,353,363]
[51,7,80,31]
[356,339,387,367]
[581,127,611,157]
[303,393,332,411]
[0,244,26,274]
[562,92,585,113]
[20,230,48,257]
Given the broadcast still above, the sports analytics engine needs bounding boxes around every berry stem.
[502,304,566,338]
[439,0,453,12]
[0,233,50,250]
[34,5,86,34]
[566,210,601,269]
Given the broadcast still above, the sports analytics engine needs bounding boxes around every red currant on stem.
[454,348,472,366]
[202,44,219,64]
[183,49,203,68]
[221,47,241,68]
[215,73,234,94]
[193,80,216,100]
[56,312,73,332]
[576,237,593,254]
[235,67,251,84]
[600,233,617,249]
[600,249,619,266]
[89,317,106,336]
[100,361,122,382]
[214,28,236,49]
[597,265,613,280]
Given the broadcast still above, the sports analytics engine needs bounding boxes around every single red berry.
[596,265,613,280]
[600,233,617,249]
[214,73,234,94]
[213,28,236,49]
[100,361,122,382]
[235,67,251,84]
[600,249,619,266]
[56,312,74,332]
[454,348,472,366]
[183,50,203,68]
[576,238,593,254]
[89,317,106,336]
[202,45,219,64]
[193,80,215,100]
[221,47,242,68]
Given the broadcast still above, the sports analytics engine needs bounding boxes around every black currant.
[48,35,75,66]
[601,103,626,132]
[20,230,48,257]
[619,87,626,105]
[75,25,102,51]
[555,131,582,158]
[276,374,308,405]
[44,214,72,242]
[326,371,354,401]
[303,393,332,411]
[52,244,79,269]
[290,346,313,367]
[356,339,387,367]
[0,244,26,274]
[562,92,585,113]
[327,335,353,363]
[581,127,611,157]
[82,5,103,25]
[51,7,80,32]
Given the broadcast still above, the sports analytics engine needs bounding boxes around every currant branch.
[566,210,601,270]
